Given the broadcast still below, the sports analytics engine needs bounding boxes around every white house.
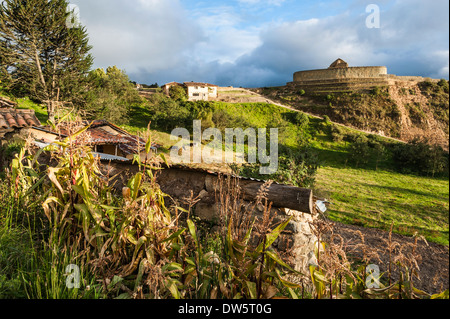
[184,82,218,101]
[161,82,218,101]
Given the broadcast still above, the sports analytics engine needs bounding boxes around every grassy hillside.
[255,79,449,150]
[308,127,449,245]
[2,91,449,245]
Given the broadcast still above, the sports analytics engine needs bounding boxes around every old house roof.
[55,120,160,156]
[161,82,183,87]
[0,96,17,109]
[0,109,41,131]
[183,82,218,87]
[86,127,130,145]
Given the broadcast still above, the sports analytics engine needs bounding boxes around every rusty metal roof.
[0,109,41,130]
[93,152,131,162]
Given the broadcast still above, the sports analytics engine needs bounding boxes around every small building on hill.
[162,81,218,101]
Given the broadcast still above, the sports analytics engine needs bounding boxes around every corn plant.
[182,175,307,299]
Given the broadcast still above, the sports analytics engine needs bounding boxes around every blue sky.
[70,0,449,87]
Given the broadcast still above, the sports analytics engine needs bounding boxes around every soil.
[330,220,449,295]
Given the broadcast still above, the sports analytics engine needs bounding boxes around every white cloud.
[213,0,450,86]
[69,0,449,87]
[71,0,204,74]
[189,5,262,63]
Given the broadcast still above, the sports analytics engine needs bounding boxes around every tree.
[169,85,187,101]
[348,136,371,168]
[146,93,191,131]
[83,66,143,124]
[0,0,93,121]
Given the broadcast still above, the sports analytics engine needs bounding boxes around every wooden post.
[205,175,314,214]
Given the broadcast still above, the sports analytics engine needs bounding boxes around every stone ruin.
[288,58,432,93]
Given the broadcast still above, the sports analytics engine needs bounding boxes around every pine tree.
[0,0,93,121]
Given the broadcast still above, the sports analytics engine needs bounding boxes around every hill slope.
[252,79,449,150]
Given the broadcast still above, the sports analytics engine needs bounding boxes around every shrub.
[437,79,449,93]
[390,139,449,177]
[235,145,320,188]
[294,112,309,129]
[344,131,362,144]
[330,124,345,142]
[83,66,143,124]
[169,85,188,101]
[348,135,371,168]
[146,93,192,131]
[370,86,382,96]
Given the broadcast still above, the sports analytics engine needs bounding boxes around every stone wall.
[287,77,391,93]
[289,65,437,93]
[293,66,388,82]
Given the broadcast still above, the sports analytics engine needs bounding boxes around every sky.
[69,0,449,88]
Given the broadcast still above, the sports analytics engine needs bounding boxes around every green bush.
[169,85,188,101]
[348,135,371,168]
[145,93,192,131]
[330,124,345,142]
[390,139,449,177]
[83,66,143,124]
[294,112,309,129]
[437,79,449,93]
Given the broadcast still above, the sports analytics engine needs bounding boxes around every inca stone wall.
[288,59,431,93]
[293,66,388,82]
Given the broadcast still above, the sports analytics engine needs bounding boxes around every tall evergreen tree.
[0,0,93,121]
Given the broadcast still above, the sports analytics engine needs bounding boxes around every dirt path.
[330,220,449,295]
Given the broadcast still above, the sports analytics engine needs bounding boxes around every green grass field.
[315,166,449,246]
